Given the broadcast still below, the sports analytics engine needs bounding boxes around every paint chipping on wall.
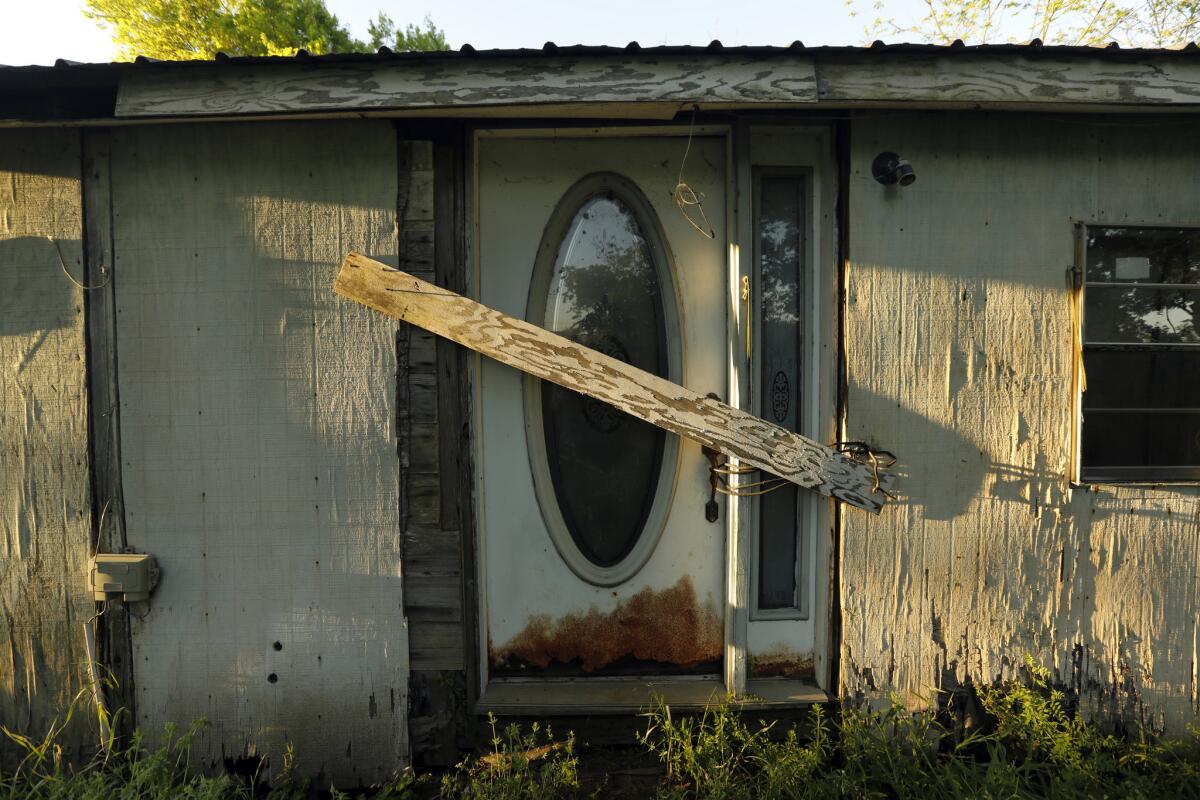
[490,576,723,673]
[842,113,1200,733]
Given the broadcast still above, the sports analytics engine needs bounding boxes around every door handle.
[703,446,721,523]
[702,392,722,523]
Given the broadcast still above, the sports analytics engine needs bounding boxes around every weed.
[637,661,1200,799]
[9,660,1200,799]
[0,689,425,799]
[440,713,586,799]
[638,695,831,799]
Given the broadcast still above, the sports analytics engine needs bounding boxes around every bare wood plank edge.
[334,253,889,513]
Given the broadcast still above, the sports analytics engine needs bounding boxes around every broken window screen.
[755,173,806,614]
[1081,226,1200,481]
[540,193,670,567]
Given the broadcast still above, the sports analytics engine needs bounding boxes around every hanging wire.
[706,441,898,499]
[833,441,898,497]
[704,447,790,498]
[715,472,791,497]
[86,499,113,626]
[674,105,716,240]
[48,236,109,290]
[85,601,111,627]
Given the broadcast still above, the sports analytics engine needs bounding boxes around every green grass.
[439,714,586,799]
[7,659,1200,799]
[637,658,1200,799]
[0,688,421,799]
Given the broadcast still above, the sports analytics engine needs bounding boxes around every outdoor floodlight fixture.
[872,152,916,187]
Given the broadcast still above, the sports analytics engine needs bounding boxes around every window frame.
[749,166,814,622]
[1076,221,1200,484]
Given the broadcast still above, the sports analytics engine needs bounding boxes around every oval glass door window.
[526,173,681,586]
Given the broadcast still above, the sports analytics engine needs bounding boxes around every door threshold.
[477,677,827,716]
[744,679,830,706]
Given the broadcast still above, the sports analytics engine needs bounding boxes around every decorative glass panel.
[756,175,805,613]
[541,194,669,568]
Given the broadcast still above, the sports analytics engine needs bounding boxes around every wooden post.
[82,128,136,730]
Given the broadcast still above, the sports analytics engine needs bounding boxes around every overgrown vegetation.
[440,714,586,799]
[638,659,1200,799]
[7,660,1200,799]
[0,689,421,799]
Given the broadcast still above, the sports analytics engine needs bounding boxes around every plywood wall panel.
[0,130,94,762]
[109,121,405,783]
[843,113,1200,732]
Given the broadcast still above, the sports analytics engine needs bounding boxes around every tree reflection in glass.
[541,194,670,568]
[1081,227,1200,477]
[1085,228,1200,344]
[756,176,804,611]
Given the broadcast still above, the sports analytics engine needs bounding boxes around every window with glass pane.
[541,192,670,568]
[754,173,807,616]
[1081,226,1200,481]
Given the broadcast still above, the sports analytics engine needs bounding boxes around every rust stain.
[490,576,722,673]
[749,647,815,680]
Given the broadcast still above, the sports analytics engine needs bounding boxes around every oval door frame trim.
[522,171,684,587]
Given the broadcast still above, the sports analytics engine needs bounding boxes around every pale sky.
[0,0,921,67]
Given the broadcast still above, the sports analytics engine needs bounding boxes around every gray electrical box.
[90,553,159,602]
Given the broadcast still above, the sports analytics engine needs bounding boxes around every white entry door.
[476,132,728,682]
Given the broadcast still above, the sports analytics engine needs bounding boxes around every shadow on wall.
[0,236,81,338]
[0,234,95,766]
[102,120,410,787]
[117,244,408,785]
[847,384,986,522]
[847,378,1200,733]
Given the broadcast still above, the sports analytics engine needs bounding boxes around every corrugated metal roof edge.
[4,39,1200,72]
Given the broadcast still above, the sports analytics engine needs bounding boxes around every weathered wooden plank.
[408,369,438,423]
[402,526,463,574]
[407,670,464,767]
[0,129,95,764]
[817,55,1200,106]
[408,329,438,370]
[433,134,467,537]
[407,624,466,671]
[81,129,137,730]
[115,56,818,118]
[112,54,1200,121]
[407,421,440,472]
[335,254,890,513]
[402,575,464,622]
[407,473,442,525]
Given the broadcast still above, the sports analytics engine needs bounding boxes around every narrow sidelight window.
[1081,226,1200,482]
[754,172,808,616]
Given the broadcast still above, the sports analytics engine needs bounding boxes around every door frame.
[465,123,833,709]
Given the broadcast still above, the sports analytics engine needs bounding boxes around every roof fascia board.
[816,54,1200,105]
[113,54,819,118]
[9,100,1200,129]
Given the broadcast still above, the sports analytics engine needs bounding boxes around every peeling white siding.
[843,113,1200,732]
[110,122,406,783]
[0,130,94,760]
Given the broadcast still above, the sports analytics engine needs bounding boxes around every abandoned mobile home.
[3,41,1200,783]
